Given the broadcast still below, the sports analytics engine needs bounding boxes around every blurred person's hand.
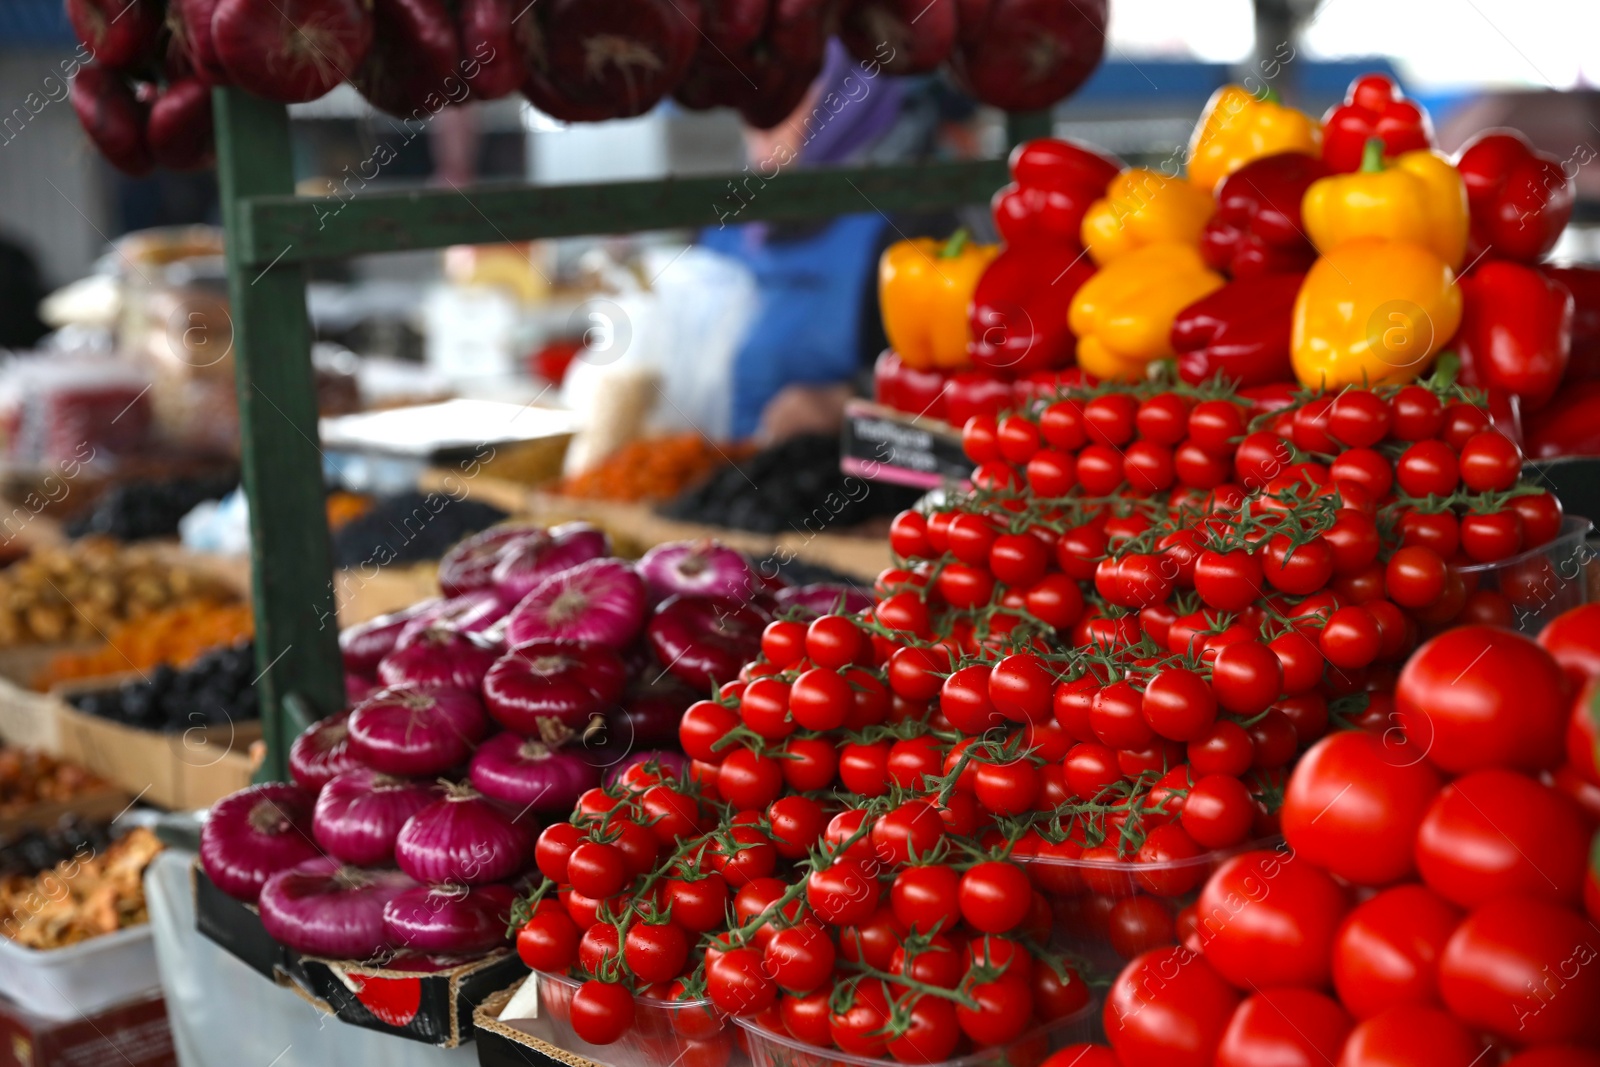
[757,382,853,445]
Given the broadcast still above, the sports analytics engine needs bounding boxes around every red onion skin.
[258,859,417,960]
[377,627,500,690]
[612,689,691,750]
[394,791,533,886]
[396,590,508,644]
[439,525,548,597]
[481,641,627,737]
[491,522,610,603]
[645,595,768,691]
[605,750,689,791]
[210,0,374,104]
[347,685,489,777]
[501,558,646,649]
[469,732,600,812]
[289,712,364,791]
[381,884,516,954]
[772,583,874,618]
[201,784,321,903]
[637,541,754,601]
[347,673,379,705]
[341,601,441,674]
[313,769,440,867]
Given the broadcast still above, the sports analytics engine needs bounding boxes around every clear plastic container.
[1017,838,1282,973]
[514,969,730,1067]
[734,998,1099,1067]
[1457,515,1593,633]
[0,923,160,1019]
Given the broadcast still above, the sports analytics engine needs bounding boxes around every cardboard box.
[0,991,174,1067]
[52,700,258,811]
[0,784,130,837]
[473,983,596,1067]
[193,864,525,1048]
[0,676,63,752]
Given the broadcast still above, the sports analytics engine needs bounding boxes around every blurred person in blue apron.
[699,40,977,442]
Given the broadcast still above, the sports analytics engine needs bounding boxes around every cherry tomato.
[1332,884,1462,1020]
[1142,667,1217,742]
[807,858,880,925]
[1337,1006,1483,1067]
[566,841,627,898]
[888,510,931,559]
[1108,895,1177,960]
[664,872,730,933]
[956,969,1034,1047]
[1395,440,1459,497]
[1459,508,1523,562]
[1040,399,1087,450]
[1328,389,1392,447]
[1195,550,1264,612]
[1216,989,1353,1067]
[958,861,1031,934]
[1211,640,1284,714]
[717,747,784,811]
[1189,400,1246,455]
[1084,393,1138,446]
[1512,490,1564,548]
[570,980,635,1045]
[766,796,826,860]
[1180,774,1256,849]
[517,906,579,972]
[1197,849,1348,989]
[1457,430,1521,492]
[829,979,891,1055]
[1187,720,1254,778]
[888,993,962,1063]
[1104,946,1240,1067]
[707,946,776,1016]
[891,863,961,935]
[1440,402,1491,450]
[1391,386,1445,440]
[1384,546,1447,608]
[1320,606,1382,669]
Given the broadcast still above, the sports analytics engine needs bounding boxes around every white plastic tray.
[0,922,160,1020]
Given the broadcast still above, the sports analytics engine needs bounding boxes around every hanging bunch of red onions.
[200,783,322,903]
[346,685,489,776]
[637,540,754,601]
[501,558,647,648]
[377,627,500,690]
[288,712,364,791]
[313,768,441,867]
[381,884,517,954]
[438,524,549,596]
[258,859,416,960]
[481,641,628,737]
[468,732,600,812]
[394,785,534,885]
[491,522,611,603]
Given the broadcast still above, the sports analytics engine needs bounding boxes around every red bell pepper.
[1320,73,1433,173]
[1542,266,1600,383]
[991,137,1122,249]
[1456,261,1573,412]
[873,349,949,420]
[1170,273,1303,389]
[968,244,1096,374]
[1526,380,1600,458]
[1456,130,1574,264]
[1200,151,1329,279]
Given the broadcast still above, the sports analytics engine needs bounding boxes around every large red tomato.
[1196,849,1349,990]
[1337,1006,1485,1067]
[1439,896,1600,1045]
[1281,731,1442,886]
[1396,626,1568,774]
[1215,989,1353,1067]
[1104,946,1240,1067]
[1414,769,1590,908]
[1539,603,1600,688]
[1331,884,1462,1020]
[1568,679,1600,784]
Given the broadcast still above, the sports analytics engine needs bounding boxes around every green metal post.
[1005,110,1054,149]
[214,88,344,782]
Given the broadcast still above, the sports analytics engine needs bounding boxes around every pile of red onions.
[203,526,842,964]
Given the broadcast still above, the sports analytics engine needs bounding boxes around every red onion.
[469,732,600,812]
[773,583,874,618]
[289,712,364,790]
[313,768,440,867]
[347,673,379,705]
[481,641,627,738]
[491,522,610,603]
[377,628,500,690]
[501,558,646,649]
[341,601,440,674]
[637,541,754,601]
[394,785,533,885]
[605,750,690,791]
[382,884,516,954]
[258,858,416,960]
[200,783,321,903]
[646,595,768,691]
[439,524,548,596]
[614,681,695,750]
[347,685,489,776]
[396,589,508,644]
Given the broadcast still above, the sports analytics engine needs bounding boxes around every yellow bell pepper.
[879,231,998,370]
[1291,236,1463,389]
[1187,85,1321,193]
[1302,138,1469,269]
[1081,168,1216,267]
[1069,243,1225,381]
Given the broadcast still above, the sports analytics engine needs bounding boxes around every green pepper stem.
[1360,137,1386,173]
[940,229,969,258]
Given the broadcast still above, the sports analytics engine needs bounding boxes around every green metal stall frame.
[215,87,1050,780]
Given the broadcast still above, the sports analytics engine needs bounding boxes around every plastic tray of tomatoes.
[1454,515,1592,631]
[1018,838,1280,970]
[733,998,1098,1067]
[521,968,729,1067]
